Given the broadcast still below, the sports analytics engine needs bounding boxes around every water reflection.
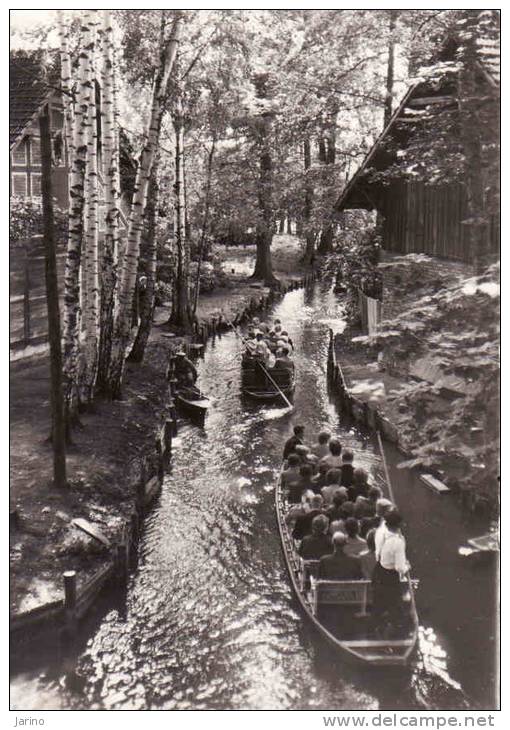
[10,284,497,710]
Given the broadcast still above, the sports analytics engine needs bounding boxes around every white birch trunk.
[81,10,100,402]
[57,10,75,183]
[61,10,93,417]
[97,8,121,389]
[107,12,182,398]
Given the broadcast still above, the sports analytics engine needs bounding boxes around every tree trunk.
[40,106,67,488]
[170,112,192,329]
[192,137,216,317]
[107,13,182,398]
[251,73,278,286]
[302,138,315,265]
[458,13,491,271]
[286,215,292,235]
[384,11,398,128]
[129,161,159,362]
[61,10,93,422]
[317,101,338,255]
[278,217,285,234]
[57,10,74,190]
[96,8,121,391]
[80,10,100,404]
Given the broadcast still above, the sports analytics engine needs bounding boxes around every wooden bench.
[310,578,373,616]
[299,558,320,591]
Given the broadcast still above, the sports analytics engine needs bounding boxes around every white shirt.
[374,520,390,556]
[377,530,408,575]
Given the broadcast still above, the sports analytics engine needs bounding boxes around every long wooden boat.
[275,478,419,666]
[241,362,295,402]
[175,386,211,419]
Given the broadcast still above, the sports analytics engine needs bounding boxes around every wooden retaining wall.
[10,270,316,644]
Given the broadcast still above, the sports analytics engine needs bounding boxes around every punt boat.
[241,360,295,402]
[275,478,419,666]
[174,386,211,419]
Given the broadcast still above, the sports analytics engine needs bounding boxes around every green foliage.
[10,197,68,246]
[323,211,382,325]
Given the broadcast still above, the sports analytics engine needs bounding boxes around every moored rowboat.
[175,386,211,419]
[275,478,419,666]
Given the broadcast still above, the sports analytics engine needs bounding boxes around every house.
[9,50,136,357]
[10,50,136,219]
[334,16,500,264]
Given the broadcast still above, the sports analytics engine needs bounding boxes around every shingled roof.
[10,51,59,149]
[335,11,500,212]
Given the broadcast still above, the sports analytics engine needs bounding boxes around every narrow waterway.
[11,284,497,711]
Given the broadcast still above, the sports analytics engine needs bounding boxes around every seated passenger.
[280,331,294,350]
[299,464,315,493]
[281,454,301,489]
[285,489,314,529]
[343,517,368,558]
[311,431,331,460]
[340,449,355,489]
[318,532,363,580]
[354,496,374,519]
[360,528,377,579]
[320,438,343,469]
[311,463,330,493]
[329,500,355,535]
[254,332,271,363]
[351,467,370,500]
[298,515,333,560]
[274,346,294,373]
[360,515,379,539]
[321,468,342,505]
[325,489,349,522]
[293,494,324,541]
[368,485,383,507]
[283,425,305,459]
[295,444,311,464]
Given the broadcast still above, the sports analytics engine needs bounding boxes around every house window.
[30,173,42,198]
[51,107,64,131]
[30,137,41,166]
[12,172,28,196]
[12,141,27,166]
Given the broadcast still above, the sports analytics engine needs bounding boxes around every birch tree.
[106,11,182,398]
[96,9,122,390]
[80,10,101,403]
[61,11,94,422]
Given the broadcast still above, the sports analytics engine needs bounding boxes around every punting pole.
[257,361,293,410]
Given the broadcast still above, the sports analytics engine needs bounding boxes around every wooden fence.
[10,236,66,353]
[358,288,382,335]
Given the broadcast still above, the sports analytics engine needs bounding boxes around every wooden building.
[335,25,500,264]
[9,51,136,357]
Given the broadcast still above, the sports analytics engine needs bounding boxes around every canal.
[10,283,498,710]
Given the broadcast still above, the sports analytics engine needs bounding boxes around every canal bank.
[11,283,498,711]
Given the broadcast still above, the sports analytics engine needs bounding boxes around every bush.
[10,196,68,247]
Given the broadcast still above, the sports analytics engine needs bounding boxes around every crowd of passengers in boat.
[242,317,295,373]
[281,425,411,635]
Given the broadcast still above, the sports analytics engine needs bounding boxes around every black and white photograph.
[9,5,500,716]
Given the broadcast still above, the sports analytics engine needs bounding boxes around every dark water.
[10,285,498,710]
